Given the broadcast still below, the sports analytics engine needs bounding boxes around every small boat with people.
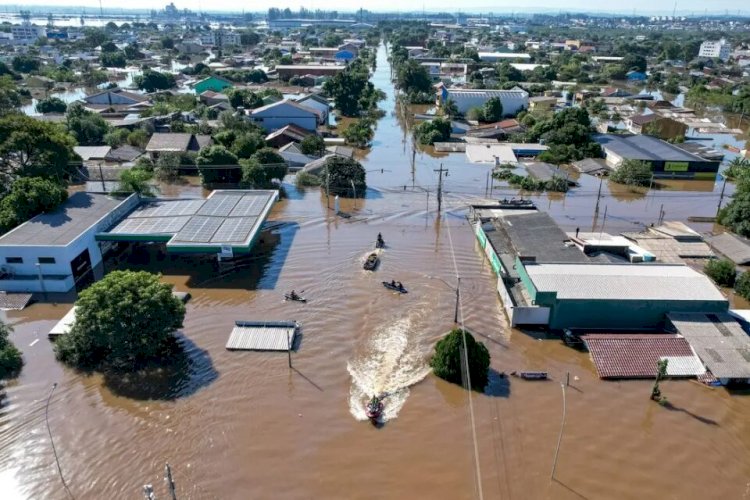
[284,290,307,303]
[511,371,548,380]
[375,232,385,249]
[382,280,407,294]
[365,394,385,421]
[364,253,379,271]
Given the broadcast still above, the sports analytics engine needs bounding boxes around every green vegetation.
[115,167,155,197]
[704,259,737,288]
[0,114,77,181]
[735,272,750,301]
[299,135,325,156]
[343,119,375,148]
[295,171,321,188]
[35,97,67,114]
[468,97,504,123]
[134,69,176,93]
[523,108,602,164]
[100,51,127,68]
[55,271,185,372]
[322,59,383,117]
[650,358,668,403]
[610,160,653,186]
[718,165,750,238]
[11,55,39,73]
[239,156,288,189]
[686,84,750,115]
[430,328,490,391]
[321,156,366,197]
[395,59,433,103]
[226,88,264,110]
[66,102,110,145]
[0,320,23,380]
[493,169,569,193]
[196,145,241,185]
[0,177,68,233]
[413,118,450,145]
[722,157,750,181]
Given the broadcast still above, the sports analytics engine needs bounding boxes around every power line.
[45,383,75,500]
[443,211,485,500]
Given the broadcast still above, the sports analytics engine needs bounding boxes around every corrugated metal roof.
[226,321,298,351]
[583,334,701,378]
[668,312,750,379]
[525,263,727,301]
[708,233,750,265]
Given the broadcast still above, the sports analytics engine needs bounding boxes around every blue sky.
[1,0,747,15]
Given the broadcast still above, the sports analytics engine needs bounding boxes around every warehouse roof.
[444,88,529,99]
[524,263,727,301]
[668,312,750,379]
[0,193,134,246]
[594,134,705,163]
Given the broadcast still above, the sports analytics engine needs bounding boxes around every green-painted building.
[192,76,234,95]
[516,260,729,330]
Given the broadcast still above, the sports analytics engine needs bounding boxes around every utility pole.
[716,176,727,217]
[165,463,177,500]
[454,276,461,324]
[434,163,448,213]
[594,174,603,215]
[98,162,106,192]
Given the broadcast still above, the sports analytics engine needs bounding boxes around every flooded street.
[1,44,750,500]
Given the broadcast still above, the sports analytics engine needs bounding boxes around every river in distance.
[1,43,749,500]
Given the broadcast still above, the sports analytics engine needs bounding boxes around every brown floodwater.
[2,44,750,500]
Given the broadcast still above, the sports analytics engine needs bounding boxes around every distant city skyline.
[0,0,747,16]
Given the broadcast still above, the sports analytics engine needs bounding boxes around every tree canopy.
[610,159,653,186]
[719,170,750,238]
[196,145,240,185]
[55,271,185,372]
[430,328,490,391]
[322,156,366,197]
[0,320,23,380]
[0,114,77,182]
[134,70,176,92]
[115,167,155,197]
[704,259,736,288]
[413,118,451,145]
[35,97,68,114]
[66,102,110,145]
[322,61,381,117]
[299,135,325,156]
[0,176,68,233]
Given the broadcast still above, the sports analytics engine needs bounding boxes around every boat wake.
[347,317,430,422]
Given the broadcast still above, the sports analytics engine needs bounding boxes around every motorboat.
[382,281,407,294]
[363,253,379,271]
[284,292,307,303]
[365,396,384,420]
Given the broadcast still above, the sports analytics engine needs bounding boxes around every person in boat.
[290,290,299,300]
[391,279,396,287]
[377,233,384,246]
[396,281,403,290]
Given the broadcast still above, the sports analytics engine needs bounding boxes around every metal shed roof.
[668,312,750,379]
[524,263,727,301]
[594,134,705,163]
[226,321,298,351]
[707,233,750,265]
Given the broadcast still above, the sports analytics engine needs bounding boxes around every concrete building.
[594,134,720,179]
[0,193,138,293]
[625,114,688,141]
[517,262,728,329]
[11,23,46,45]
[699,39,731,62]
[437,88,529,116]
[199,30,241,47]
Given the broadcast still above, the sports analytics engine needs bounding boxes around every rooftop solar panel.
[229,195,266,217]
[197,195,241,217]
[172,216,223,243]
[211,216,259,244]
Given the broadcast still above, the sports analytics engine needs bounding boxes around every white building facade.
[438,88,529,116]
[199,30,241,47]
[699,39,731,62]
[11,23,46,45]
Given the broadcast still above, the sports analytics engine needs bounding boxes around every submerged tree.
[0,320,23,379]
[430,328,490,391]
[650,358,669,402]
[55,271,185,372]
[321,156,366,197]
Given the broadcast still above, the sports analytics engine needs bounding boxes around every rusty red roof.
[582,334,697,379]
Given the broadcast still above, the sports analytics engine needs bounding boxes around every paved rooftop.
[0,192,133,247]
[594,134,706,163]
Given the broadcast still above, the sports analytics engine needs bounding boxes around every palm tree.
[443,98,459,119]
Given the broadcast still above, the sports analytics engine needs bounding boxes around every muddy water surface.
[1,44,750,500]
